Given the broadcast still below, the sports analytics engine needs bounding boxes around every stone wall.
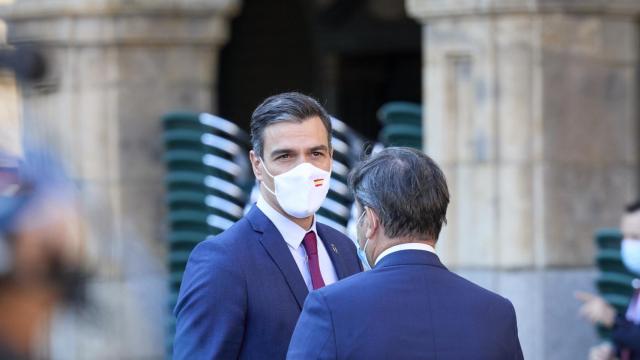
[0,0,240,357]
[408,0,640,358]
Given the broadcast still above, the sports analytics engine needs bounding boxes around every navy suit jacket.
[287,250,524,360]
[612,290,640,359]
[173,205,362,360]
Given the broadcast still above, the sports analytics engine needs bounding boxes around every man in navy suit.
[173,92,362,359]
[287,147,524,360]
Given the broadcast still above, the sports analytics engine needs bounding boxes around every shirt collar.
[256,194,317,249]
[375,242,436,266]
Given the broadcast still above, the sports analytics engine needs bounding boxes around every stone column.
[0,18,21,157]
[0,71,20,156]
[408,1,639,358]
[0,0,239,357]
[0,0,239,262]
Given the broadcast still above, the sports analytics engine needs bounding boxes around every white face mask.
[261,160,331,219]
[622,238,640,275]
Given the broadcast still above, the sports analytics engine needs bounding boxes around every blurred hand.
[575,291,616,328]
[588,342,615,360]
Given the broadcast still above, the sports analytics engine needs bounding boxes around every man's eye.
[276,154,290,160]
[312,152,324,157]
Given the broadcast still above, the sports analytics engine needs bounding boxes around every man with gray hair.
[174,92,362,359]
[287,147,524,359]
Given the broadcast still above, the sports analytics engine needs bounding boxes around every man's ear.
[249,150,263,182]
[365,209,379,240]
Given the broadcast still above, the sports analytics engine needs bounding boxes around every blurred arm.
[588,342,615,360]
[576,291,617,328]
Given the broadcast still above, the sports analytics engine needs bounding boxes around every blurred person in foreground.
[577,201,640,360]
[287,147,524,360]
[173,92,362,359]
[0,150,88,359]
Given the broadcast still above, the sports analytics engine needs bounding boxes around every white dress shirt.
[256,195,338,290]
[375,242,436,266]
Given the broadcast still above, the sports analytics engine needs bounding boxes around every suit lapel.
[247,206,309,309]
[316,224,349,279]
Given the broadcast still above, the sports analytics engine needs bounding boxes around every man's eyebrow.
[270,145,329,157]
[269,148,294,158]
[309,145,329,152]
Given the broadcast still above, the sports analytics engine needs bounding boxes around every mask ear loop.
[359,207,376,266]
[259,158,277,196]
[356,207,371,253]
[356,207,367,226]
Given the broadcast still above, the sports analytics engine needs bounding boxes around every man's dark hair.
[626,200,640,214]
[250,92,332,157]
[348,147,450,241]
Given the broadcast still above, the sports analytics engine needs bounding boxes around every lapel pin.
[331,244,339,254]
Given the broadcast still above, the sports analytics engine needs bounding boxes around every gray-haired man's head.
[250,92,332,157]
[349,147,450,241]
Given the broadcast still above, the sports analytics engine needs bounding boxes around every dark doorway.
[217,0,421,142]
[217,0,316,131]
[333,53,421,140]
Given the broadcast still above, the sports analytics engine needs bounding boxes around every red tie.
[302,231,326,290]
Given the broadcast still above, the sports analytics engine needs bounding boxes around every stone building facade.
[1,0,638,358]
[408,1,640,358]
[0,0,241,357]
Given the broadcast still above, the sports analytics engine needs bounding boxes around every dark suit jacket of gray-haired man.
[288,147,524,360]
[173,92,362,359]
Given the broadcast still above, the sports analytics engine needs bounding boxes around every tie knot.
[302,231,318,256]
